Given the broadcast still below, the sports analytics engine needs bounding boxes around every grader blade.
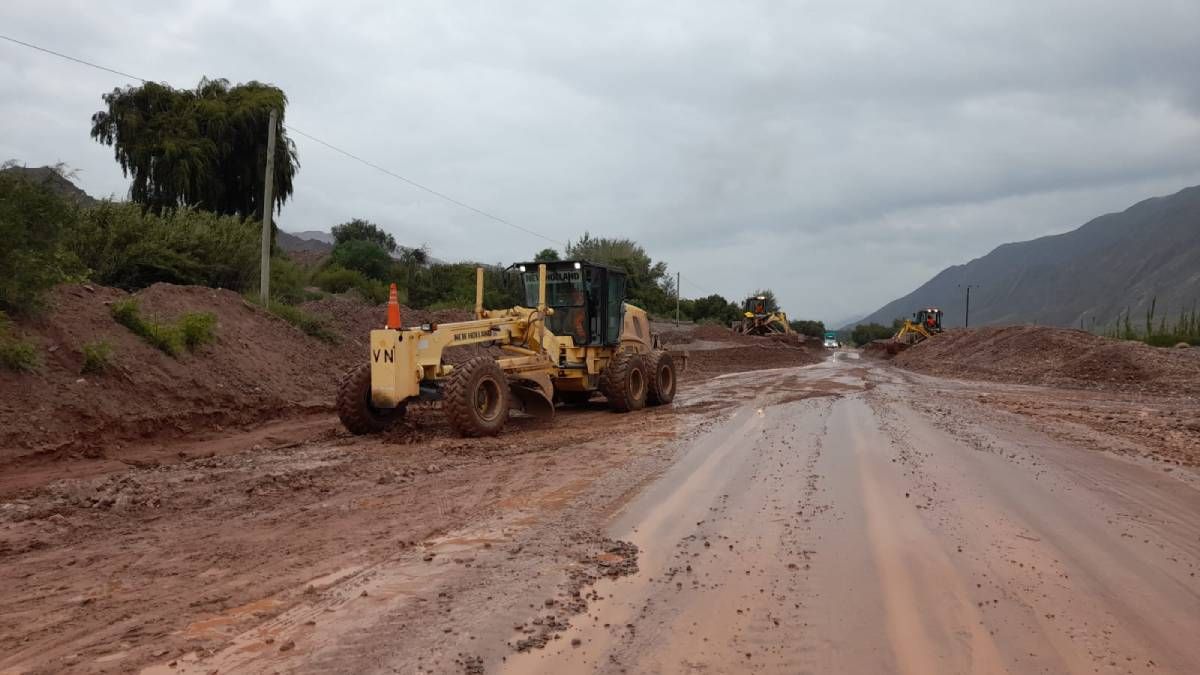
[509,381,556,420]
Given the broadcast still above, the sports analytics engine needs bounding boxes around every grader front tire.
[601,351,648,412]
[337,364,405,435]
[444,357,510,437]
[646,350,677,406]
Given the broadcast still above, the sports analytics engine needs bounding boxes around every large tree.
[332,218,397,252]
[533,247,560,262]
[91,77,298,218]
[565,233,674,314]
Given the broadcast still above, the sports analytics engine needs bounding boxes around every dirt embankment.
[0,284,365,462]
[0,286,491,462]
[892,326,1200,397]
[655,321,825,378]
[0,288,825,467]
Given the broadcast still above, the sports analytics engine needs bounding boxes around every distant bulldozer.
[733,295,793,336]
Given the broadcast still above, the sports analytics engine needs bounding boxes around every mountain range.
[849,185,1200,330]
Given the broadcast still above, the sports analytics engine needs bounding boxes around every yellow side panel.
[369,329,420,407]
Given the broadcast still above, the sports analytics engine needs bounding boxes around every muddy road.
[2,353,1198,674]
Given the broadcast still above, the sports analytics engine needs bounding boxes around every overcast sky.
[3,1,1199,324]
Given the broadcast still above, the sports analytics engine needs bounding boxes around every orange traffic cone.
[386,283,401,329]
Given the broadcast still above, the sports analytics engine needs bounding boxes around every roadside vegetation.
[111,299,216,357]
[850,321,900,346]
[0,311,40,372]
[256,299,339,344]
[1104,299,1200,347]
[80,340,114,374]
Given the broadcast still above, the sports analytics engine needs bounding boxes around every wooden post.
[260,109,278,304]
[475,267,484,319]
[675,271,681,322]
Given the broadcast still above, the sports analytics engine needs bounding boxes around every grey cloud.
[2,0,1199,323]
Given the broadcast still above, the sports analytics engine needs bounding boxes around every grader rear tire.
[444,357,510,437]
[646,350,677,406]
[337,364,405,435]
[601,351,648,412]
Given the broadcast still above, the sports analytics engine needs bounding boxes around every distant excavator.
[733,295,794,336]
[893,307,943,346]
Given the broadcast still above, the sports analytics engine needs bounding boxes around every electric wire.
[1,33,727,297]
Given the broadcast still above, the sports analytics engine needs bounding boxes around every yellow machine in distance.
[733,295,794,336]
[338,261,683,437]
[893,307,944,346]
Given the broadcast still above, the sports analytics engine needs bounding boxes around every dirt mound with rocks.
[0,284,367,462]
[893,326,1200,397]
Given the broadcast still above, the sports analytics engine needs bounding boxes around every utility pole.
[675,271,681,322]
[958,284,980,327]
[260,109,278,304]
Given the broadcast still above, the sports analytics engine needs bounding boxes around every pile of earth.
[892,326,1200,397]
[0,284,366,461]
[685,342,824,379]
[0,286,826,462]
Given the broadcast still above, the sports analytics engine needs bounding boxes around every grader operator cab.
[337,261,683,438]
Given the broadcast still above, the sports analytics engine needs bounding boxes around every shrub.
[81,340,114,374]
[312,265,389,304]
[111,298,183,356]
[261,300,339,344]
[0,311,40,372]
[0,170,80,314]
[64,203,260,292]
[850,322,895,346]
[178,312,217,351]
[270,255,319,305]
[329,240,394,281]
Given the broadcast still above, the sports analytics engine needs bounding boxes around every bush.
[0,170,80,314]
[0,338,39,372]
[789,319,827,338]
[0,311,40,372]
[312,265,389,304]
[81,340,114,374]
[270,255,319,305]
[111,299,214,356]
[261,300,339,344]
[178,312,217,350]
[64,202,260,292]
[329,240,394,281]
[112,299,181,355]
[407,263,519,309]
[851,322,895,346]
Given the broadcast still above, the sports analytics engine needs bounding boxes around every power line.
[4,33,723,291]
[0,32,564,247]
[283,125,564,247]
[0,34,147,82]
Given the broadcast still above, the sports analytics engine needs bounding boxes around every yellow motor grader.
[733,295,793,336]
[337,261,683,437]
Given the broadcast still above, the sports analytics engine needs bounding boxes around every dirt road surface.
[3,351,1198,674]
